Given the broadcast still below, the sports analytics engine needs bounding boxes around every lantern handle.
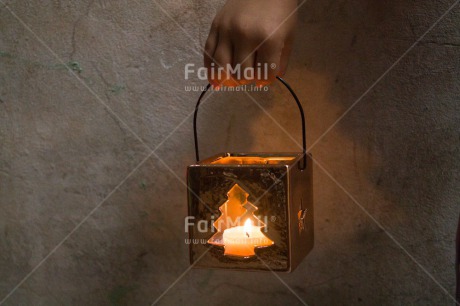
[193,76,307,170]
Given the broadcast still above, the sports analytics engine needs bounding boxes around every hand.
[204,0,298,88]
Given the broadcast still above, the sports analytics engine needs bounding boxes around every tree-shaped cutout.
[208,184,274,257]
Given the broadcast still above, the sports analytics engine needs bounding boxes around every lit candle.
[222,219,274,257]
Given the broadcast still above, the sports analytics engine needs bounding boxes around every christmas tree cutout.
[208,184,274,257]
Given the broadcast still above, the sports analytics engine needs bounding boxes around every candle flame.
[244,219,252,237]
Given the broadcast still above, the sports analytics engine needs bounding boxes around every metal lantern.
[186,77,313,272]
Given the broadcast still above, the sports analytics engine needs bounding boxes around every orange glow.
[222,219,274,257]
[210,156,295,165]
[207,184,274,257]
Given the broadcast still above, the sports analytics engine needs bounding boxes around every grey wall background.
[1,0,459,305]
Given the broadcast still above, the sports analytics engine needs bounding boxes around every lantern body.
[186,152,313,272]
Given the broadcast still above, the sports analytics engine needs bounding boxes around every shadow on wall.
[295,0,458,299]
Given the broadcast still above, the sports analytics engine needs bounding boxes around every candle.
[222,219,274,257]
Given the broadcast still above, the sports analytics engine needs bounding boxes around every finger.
[254,40,282,87]
[232,45,256,85]
[204,23,219,85]
[213,34,238,87]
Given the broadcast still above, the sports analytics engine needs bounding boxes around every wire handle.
[193,76,307,170]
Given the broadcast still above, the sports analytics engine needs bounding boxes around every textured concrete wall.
[1,0,459,305]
